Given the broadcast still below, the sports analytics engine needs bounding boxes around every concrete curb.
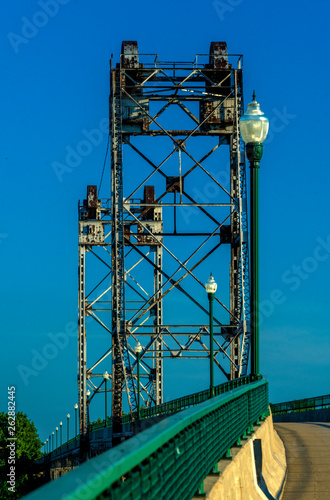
[194,413,287,500]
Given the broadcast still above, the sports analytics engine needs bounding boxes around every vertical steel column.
[236,68,251,376]
[110,63,125,443]
[136,349,140,419]
[78,246,87,434]
[229,69,241,380]
[153,241,163,405]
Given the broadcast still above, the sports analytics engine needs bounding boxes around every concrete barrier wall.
[272,407,330,423]
[205,414,287,500]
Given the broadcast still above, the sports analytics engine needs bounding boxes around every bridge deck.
[274,422,330,500]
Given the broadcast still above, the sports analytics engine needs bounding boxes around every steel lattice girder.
[77,41,251,440]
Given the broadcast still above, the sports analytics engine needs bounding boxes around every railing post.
[197,481,206,496]
[211,462,220,475]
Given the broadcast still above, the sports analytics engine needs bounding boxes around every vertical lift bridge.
[77,41,250,445]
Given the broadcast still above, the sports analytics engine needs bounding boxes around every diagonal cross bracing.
[77,43,250,446]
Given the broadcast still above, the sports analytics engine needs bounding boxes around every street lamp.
[46,438,49,454]
[103,371,109,427]
[51,431,54,451]
[86,390,91,429]
[74,403,78,437]
[240,92,269,377]
[60,421,63,445]
[55,427,58,449]
[67,414,70,441]
[134,342,143,419]
[205,274,217,397]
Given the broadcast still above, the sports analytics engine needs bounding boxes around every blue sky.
[1,0,330,443]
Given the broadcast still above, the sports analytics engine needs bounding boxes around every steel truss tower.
[78,41,251,442]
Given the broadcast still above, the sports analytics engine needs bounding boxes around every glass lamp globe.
[240,93,269,144]
[135,341,142,354]
[205,275,217,294]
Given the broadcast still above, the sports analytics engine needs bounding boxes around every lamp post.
[60,421,63,445]
[205,275,217,397]
[46,438,49,453]
[51,431,54,451]
[103,371,109,427]
[49,435,51,452]
[74,403,78,437]
[134,342,142,419]
[55,427,58,449]
[67,414,70,441]
[240,91,269,377]
[86,390,91,430]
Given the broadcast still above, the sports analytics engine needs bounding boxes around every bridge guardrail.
[24,378,269,500]
[121,373,255,424]
[271,393,330,415]
[42,374,257,460]
[87,375,255,431]
[41,435,80,460]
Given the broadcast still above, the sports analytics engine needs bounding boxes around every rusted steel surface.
[166,176,184,193]
[210,41,229,69]
[87,185,98,207]
[141,185,155,220]
[79,221,104,245]
[80,185,101,221]
[122,96,149,133]
[121,41,139,69]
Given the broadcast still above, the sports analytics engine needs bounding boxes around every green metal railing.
[42,435,80,460]
[271,393,330,415]
[43,375,257,459]
[88,375,257,432]
[25,378,269,500]
[121,373,256,425]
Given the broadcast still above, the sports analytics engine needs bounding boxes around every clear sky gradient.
[1,0,330,443]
